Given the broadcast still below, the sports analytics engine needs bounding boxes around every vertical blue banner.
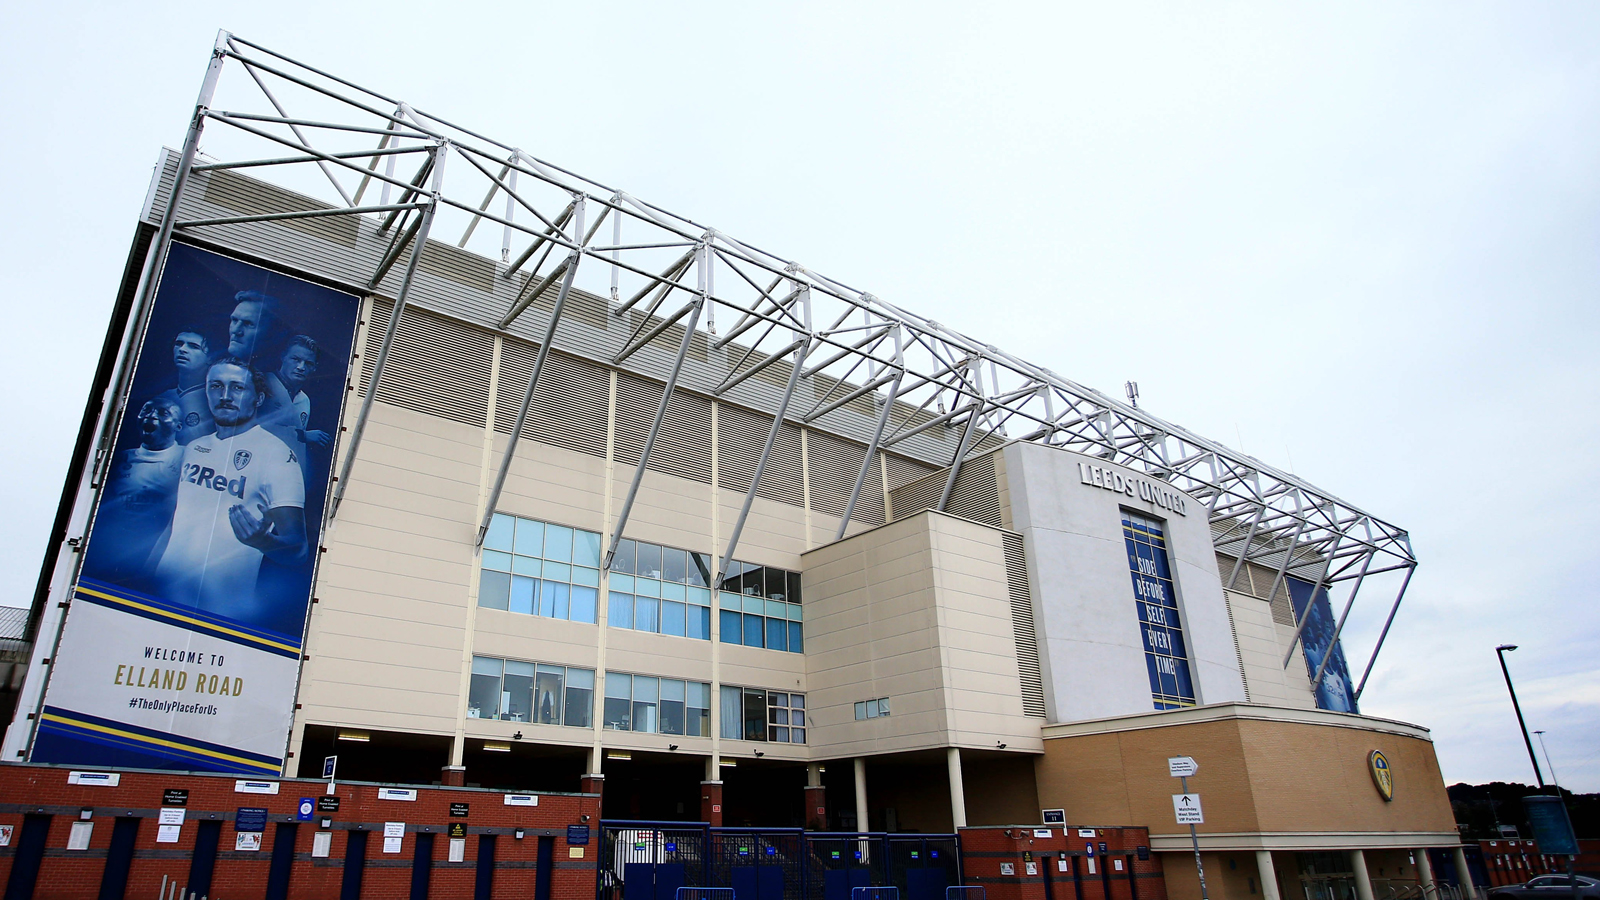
[1287,576,1358,713]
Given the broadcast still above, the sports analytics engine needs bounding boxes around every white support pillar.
[1417,848,1437,898]
[946,747,968,829]
[854,757,869,832]
[1256,851,1282,900]
[1351,850,1376,900]
[1451,846,1478,900]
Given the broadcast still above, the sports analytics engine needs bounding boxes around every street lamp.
[1494,645,1545,788]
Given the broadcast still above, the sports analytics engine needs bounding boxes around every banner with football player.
[32,242,360,775]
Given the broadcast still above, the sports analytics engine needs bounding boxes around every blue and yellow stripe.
[38,706,282,776]
[74,578,302,659]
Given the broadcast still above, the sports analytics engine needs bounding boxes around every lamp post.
[1494,645,1545,789]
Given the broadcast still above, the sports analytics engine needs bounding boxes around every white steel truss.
[115,32,1417,698]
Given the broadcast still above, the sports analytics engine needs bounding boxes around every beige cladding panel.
[1225,590,1315,709]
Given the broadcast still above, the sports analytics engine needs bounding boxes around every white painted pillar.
[854,757,869,833]
[1351,850,1376,900]
[1451,846,1478,900]
[1417,848,1437,898]
[1256,850,1282,900]
[947,747,968,829]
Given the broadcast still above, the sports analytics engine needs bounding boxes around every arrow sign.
[1173,793,1203,824]
[1168,756,1198,778]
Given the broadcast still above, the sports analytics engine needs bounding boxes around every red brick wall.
[0,762,600,899]
[959,825,1166,900]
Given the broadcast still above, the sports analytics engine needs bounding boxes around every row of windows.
[468,657,594,727]
[603,673,712,736]
[854,697,891,720]
[721,687,807,744]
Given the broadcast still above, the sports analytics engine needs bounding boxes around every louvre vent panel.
[805,432,885,526]
[885,453,1001,527]
[362,300,492,427]
[884,454,940,492]
[716,405,804,506]
[202,169,357,248]
[1004,532,1047,718]
[494,340,608,457]
[418,240,495,292]
[613,371,713,484]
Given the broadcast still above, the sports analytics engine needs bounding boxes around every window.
[719,685,806,744]
[854,697,890,720]
[468,656,593,727]
[603,672,711,736]
[481,514,600,624]
[608,539,714,641]
[715,561,803,654]
[1123,511,1195,710]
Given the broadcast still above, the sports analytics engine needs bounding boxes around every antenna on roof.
[1125,381,1139,408]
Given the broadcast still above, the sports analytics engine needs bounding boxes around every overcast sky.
[3,3,1597,792]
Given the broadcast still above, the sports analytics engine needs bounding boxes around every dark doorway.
[97,817,141,900]
[3,814,50,900]
[474,834,497,900]
[411,832,434,900]
[536,835,555,900]
[341,829,369,900]
[187,820,222,898]
[266,823,298,900]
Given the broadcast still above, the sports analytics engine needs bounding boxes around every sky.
[2,3,1597,792]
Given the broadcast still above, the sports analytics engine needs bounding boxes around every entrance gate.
[598,823,963,900]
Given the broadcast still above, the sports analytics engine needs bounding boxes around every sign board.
[159,809,186,826]
[1167,757,1198,778]
[323,756,338,779]
[1041,808,1066,825]
[449,837,466,862]
[1136,846,1151,861]
[504,794,538,806]
[67,822,94,850]
[1086,843,1095,857]
[1367,750,1393,801]
[1033,829,1053,838]
[378,788,417,802]
[235,831,262,851]
[296,798,315,822]
[316,796,341,813]
[384,822,406,838]
[1078,828,1097,838]
[449,802,470,818]
[568,825,591,846]
[1523,795,1579,856]
[1173,793,1204,824]
[449,823,467,838]
[312,831,332,858]
[0,825,12,847]
[67,772,119,787]
[235,807,269,832]
[1098,842,1108,855]
[1000,863,1016,876]
[235,780,279,795]
[30,243,361,777]
[162,789,189,806]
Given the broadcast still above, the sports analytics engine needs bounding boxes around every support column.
[1451,846,1478,900]
[946,747,967,829]
[441,765,466,787]
[1417,848,1437,898]
[804,763,827,831]
[1255,851,1282,900]
[1351,850,1376,900]
[701,781,724,827]
[854,757,869,833]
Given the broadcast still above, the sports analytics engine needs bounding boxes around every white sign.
[1078,828,1097,838]
[1000,862,1016,876]
[235,831,262,851]
[1033,828,1053,838]
[503,794,538,806]
[157,825,183,844]
[235,780,280,794]
[159,808,186,826]
[384,822,406,838]
[67,771,120,786]
[0,824,12,847]
[449,837,466,862]
[67,821,94,850]
[1079,462,1188,515]
[1173,793,1204,824]
[1167,757,1198,778]
[378,788,417,802]
[383,837,404,854]
[1026,862,1038,876]
[1057,858,1069,872]
[1114,859,1124,871]
[312,831,332,858]
[1087,859,1097,875]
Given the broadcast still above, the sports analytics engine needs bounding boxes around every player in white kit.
[152,357,308,617]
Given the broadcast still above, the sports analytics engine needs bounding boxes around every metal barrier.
[678,889,740,900]
[853,888,901,900]
[946,887,986,900]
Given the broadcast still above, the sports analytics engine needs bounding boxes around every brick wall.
[959,825,1166,900]
[0,762,600,899]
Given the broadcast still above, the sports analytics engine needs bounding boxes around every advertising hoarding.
[32,242,359,775]
[1286,575,1358,713]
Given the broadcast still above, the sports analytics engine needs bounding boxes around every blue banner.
[1286,576,1358,713]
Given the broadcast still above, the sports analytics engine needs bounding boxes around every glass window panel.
[742,595,764,614]
[634,597,659,633]
[719,561,743,594]
[789,622,804,654]
[659,678,686,736]
[609,593,633,631]
[788,572,803,606]
[769,708,788,725]
[770,726,789,743]
[572,567,600,587]
[720,686,743,739]
[540,581,569,619]
[564,668,594,728]
[533,666,563,725]
[542,562,571,583]
[855,701,867,720]
[631,676,658,733]
[790,694,804,710]
[609,573,636,594]
[791,727,804,744]
[689,704,710,737]
[502,661,534,722]
[688,682,710,708]
[743,614,765,647]
[765,599,788,618]
[720,592,743,610]
[635,543,662,579]
[769,692,788,708]
[472,656,503,676]
[512,555,541,577]
[687,587,712,606]
[634,578,662,598]
[876,698,888,716]
[510,576,537,615]
[662,601,687,637]
[482,550,512,571]
[513,518,543,557]
[544,525,573,563]
[765,568,788,600]
[743,689,767,741]
[660,582,686,602]
[786,603,803,622]
[569,586,598,624]
[662,548,687,584]
[478,570,510,610]
[687,606,709,641]
[468,657,501,720]
[604,673,631,731]
[719,610,741,643]
[689,553,712,587]
[573,530,602,567]
[743,567,763,596]
[766,617,788,651]
[485,514,515,551]
[613,539,636,575]
[866,701,879,719]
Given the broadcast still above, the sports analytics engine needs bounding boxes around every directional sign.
[1168,757,1198,778]
[1173,793,1204,824]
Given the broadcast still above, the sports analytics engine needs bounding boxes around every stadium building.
[0,32,1478,900]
